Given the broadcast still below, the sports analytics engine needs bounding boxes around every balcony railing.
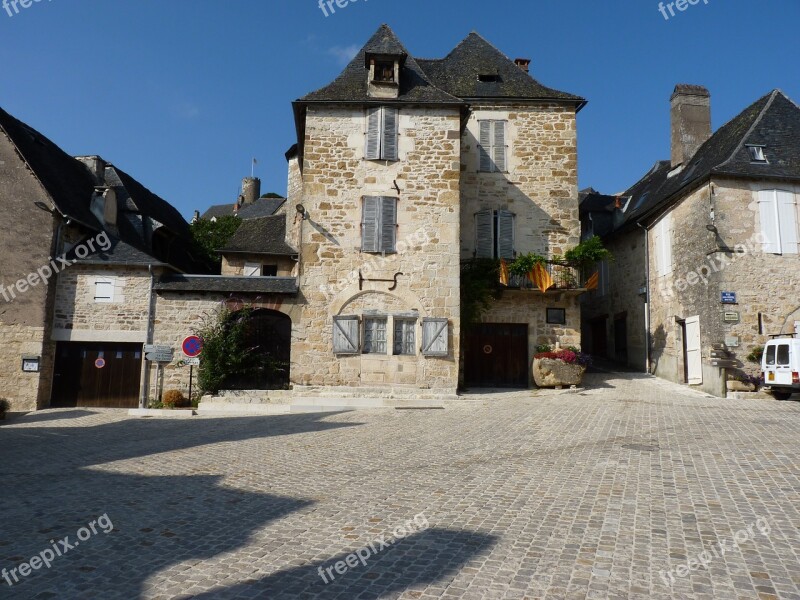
[507,261,584,291]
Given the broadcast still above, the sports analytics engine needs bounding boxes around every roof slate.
[218,214,296,255]
[154,275,298,295]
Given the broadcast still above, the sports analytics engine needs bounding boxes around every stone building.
[581,86,800,397]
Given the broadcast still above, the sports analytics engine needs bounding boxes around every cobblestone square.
[1,372,799,599]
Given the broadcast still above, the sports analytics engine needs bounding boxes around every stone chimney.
[671,84,711,167]
[241,177,261,206]
[75,155,107,184]
[514,58,531,73]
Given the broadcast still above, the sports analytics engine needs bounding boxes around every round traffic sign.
[95,358,106,369]
[182,335,203,358]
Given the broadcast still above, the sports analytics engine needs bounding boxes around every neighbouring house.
[581,85,800,397]
[201,176,286,221]
[0,105,207,411]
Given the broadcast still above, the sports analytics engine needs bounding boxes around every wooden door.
[53,343,143,408]
[465,324,528,388]
[684,316,703,385]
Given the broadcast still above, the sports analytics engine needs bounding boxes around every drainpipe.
[139,264,155,409]
[637,222,652,373]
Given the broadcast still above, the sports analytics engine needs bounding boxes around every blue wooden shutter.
[497,210,515,259]
[362,196,380,252]
[380,196,397,253]
[333,316,359,354]
[365,107,381,160]
[475,210,494,258]
[479,121,492,172]
[422,318,449,356]
[381,107,399,161]
[493,121,507,172]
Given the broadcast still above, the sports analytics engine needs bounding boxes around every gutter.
[637,222,652,374]
[139,263,155,409]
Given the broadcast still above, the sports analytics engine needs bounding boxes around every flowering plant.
[534,349,592,368]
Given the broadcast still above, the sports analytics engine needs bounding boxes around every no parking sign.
[182,335,203,358]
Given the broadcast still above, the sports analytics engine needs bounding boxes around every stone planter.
[726,380,756,392]
[532,358,587,388]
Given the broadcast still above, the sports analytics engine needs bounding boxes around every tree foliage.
[189,216,242,268]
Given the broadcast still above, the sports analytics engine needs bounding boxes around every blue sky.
[1,0,798,219]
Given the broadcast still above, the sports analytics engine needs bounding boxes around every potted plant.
[0,398,10,421]
[532,346,592,388]
[162,390,190,409]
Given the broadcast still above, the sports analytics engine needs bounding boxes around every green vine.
[197,306,259,394]
[564,236,613,270]
[460,259,503,328]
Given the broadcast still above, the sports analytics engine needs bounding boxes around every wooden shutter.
[243,263,261,277]
[362,196,380,252]
[777,190,798,254]
[475,210,494,258]
[422,318,449,356]
[380,196,397,253]
[381,107,399,161]
[493,121,507,172]
[759,190,781,253]
[365,107,381,160]
[479,121,492,172]
[685,316,703,385]
[497,210,515,259]
[333,316,359,354]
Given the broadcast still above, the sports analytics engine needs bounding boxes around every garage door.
[52,342,143,408]
[465,323,528,388]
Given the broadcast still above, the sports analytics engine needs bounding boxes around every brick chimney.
[514,58,531,73]
[241,177,261,206]
[671,84,711,167]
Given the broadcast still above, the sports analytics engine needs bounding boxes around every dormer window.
[374,61,395,83]
[478,74,500,83]
[747,145,767,163]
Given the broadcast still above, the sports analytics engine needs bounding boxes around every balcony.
[507,261,586,293]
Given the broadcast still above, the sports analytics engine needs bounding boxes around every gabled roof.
[417,32,584,105]
[200,197,286,221]
[297,25,462,105]
[110,166,191,236]
[0,106,99,228]
[619,89,800,229]
[71,235,168,267]
[201,203,236,220]
[218,214,296,256]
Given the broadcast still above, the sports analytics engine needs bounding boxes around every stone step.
[196,404,290,416]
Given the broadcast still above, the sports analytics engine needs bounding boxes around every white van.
[762,337,800,400]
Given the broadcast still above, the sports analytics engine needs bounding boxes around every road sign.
[182,335,203,358]
[146,351,174,363]
[184,357,200,366]
[721,292,737,304]
[711,359,739,369]
[95,358,106,369]
[710,350,731,359]
[144,345,172,354]
[723,312,740,323]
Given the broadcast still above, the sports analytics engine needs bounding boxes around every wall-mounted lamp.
[296,204,307,219]
[706,224,718,233]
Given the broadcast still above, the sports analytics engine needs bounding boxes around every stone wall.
[292,105,462,392]
[221,254,296,277]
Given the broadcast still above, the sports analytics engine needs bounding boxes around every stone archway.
[226,308,291,390]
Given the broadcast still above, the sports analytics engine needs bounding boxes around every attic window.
[478,74,500,83]
[747,145,767,163]
[374,61,395,83]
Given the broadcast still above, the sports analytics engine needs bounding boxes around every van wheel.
[772,391,792,401]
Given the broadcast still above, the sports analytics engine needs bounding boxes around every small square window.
[748,146,766,162]
[546,308,567,325]
[262,265,278,277]
[374,61,395,83]
[363,317,388,354]
[478,74,500,83]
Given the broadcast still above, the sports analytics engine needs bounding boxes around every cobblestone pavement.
[1,371,800,599]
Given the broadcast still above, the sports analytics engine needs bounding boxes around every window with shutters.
[475,209,515,259]
[333,316,360,355]
[422,318,449,357]
[365,106,399,161]
[478,120,508,172]
[94,278,115,303]
[243,262,261,277]
[362,196,397,254]
[654,214,673,276]
[758,189,798,255]
[363,317,388,354]
[393,319,416,356]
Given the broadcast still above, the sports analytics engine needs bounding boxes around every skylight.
[747,145,767,163]
[478,74,500,83]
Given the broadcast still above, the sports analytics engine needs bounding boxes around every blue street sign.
[721,292,737,304]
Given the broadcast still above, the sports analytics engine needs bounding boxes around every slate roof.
[111,166,191,236]
[200,197,286,220]
[218,214,296,256]
[297,25,462,105]
[70,235,168,267]
[0,106,99,228]
[618,89,800,229]
[154,275,298,295]
[417,32,584,104]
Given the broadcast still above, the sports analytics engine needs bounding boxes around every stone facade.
[221,254,296,277]
[288,105,462,392]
